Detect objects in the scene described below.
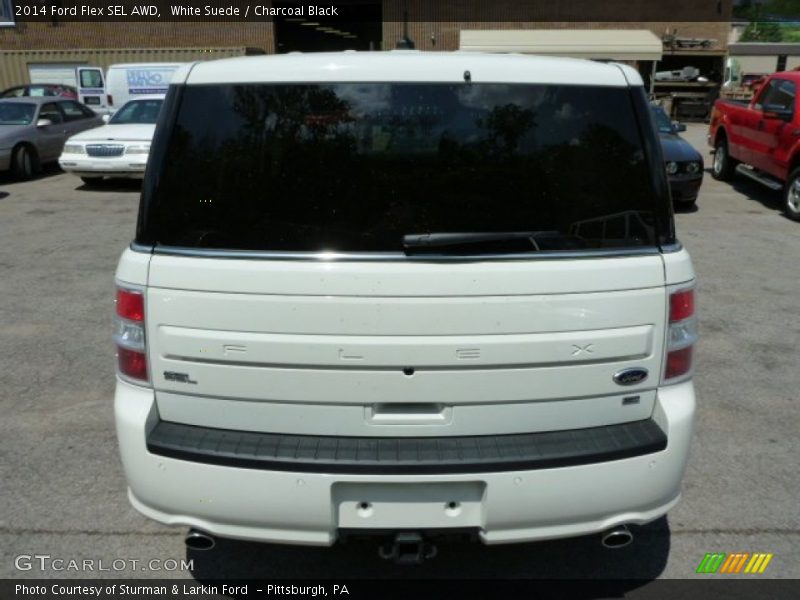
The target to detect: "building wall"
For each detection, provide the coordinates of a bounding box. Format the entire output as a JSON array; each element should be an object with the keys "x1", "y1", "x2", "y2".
[
  {"x1": 381, "y1": 0, "x2": 730, "y2": 25},
  {"x1": 734, "y1": 55, "x2": 800, "y2": 74},
  {"x1": 0, "y1": 0, "x2": 731, "y2": 88},
  {"x1": 383, "y1": 21, "x2": 731, "y2": 53},
  {"x1": 0, "y1": 22, "x2": 275, "y2": 88},
  {"x1": 0, "y1": 0, "x2": 731, "y2": 53},
  {"x1": 0, "y1": 47, "x2": 247, "y2": 89},
  {"x1": 0, "y1": 22, "x2": 274, "y2": 51},
  {"x1": 382, "y1": 0, "x2": 731, "y2": 51},
  {"x1": 1, "y1": 18, "x2": 729, "y2": 55}
]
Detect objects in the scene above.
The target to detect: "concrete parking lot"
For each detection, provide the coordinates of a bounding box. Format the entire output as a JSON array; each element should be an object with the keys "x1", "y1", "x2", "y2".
[{"x1": 1, "y1": 124, "x2": 798, "y2": 583}]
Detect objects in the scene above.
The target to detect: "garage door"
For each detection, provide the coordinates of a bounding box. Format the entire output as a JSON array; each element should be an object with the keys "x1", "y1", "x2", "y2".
[{"x1": 28, "y1": 63, "x2": 85, "y2": 88}]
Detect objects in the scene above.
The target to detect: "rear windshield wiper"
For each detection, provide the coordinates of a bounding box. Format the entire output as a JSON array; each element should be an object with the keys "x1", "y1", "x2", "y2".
[{"x1": 402, "y1": 230, "x2": 566, "y2": 252}]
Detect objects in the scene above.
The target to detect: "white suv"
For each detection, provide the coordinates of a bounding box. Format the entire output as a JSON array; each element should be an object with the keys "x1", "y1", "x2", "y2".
[{"x1": 114, "y1": 51, "x2": 696, "y2": 560}]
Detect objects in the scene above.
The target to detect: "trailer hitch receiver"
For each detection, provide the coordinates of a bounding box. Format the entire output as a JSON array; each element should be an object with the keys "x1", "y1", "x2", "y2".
[{"x1": 378, "y1": 532, "x2": 438, "y2": 564}]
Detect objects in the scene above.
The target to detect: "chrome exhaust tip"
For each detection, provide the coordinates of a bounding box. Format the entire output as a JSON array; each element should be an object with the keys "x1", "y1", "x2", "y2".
[
  {"x1": 601, "y1": 525, "x2": 633, "y2": 549},
  {"x1": 184, "y1": 529, "x2": 215, "y2": 551}
]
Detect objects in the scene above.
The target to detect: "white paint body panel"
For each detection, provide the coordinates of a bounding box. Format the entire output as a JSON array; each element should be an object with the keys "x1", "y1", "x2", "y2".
[
  {"x1": 184, "y1": 51, "x2": 634, "y2": 87},
  {"x1": 155, "y1": 391, "x2": 658, "y2": 437},
  {"x1": 144, "y1": 255, "x2": 669, "y2": 420},
  {"x1": 114, "y1": 247, "x2": 696, "y2": 544}
]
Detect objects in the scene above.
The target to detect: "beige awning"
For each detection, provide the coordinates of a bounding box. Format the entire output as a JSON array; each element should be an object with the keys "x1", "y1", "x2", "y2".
[{"x1": 459, "y1": 29, "x2": 663, "y2": 62}]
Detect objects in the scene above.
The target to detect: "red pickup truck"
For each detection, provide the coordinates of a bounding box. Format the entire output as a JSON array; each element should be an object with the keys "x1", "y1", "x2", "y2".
[{"x1": 709, "y1": 71, "x2": 800, "y2": 221}]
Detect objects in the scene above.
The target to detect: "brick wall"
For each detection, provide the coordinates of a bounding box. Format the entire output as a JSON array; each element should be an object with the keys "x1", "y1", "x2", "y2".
[
  {"x1": 0, "y1": 22, "x2": 275, "y2": 52},
  {"x1": 382, "y1": 0, "x2": 730, "y2": 22}
]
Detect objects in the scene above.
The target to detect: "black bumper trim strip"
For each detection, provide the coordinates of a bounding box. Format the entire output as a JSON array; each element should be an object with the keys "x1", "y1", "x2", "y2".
[{"x1": 146, "y1": 418, "x2": 667, "y2": 475}]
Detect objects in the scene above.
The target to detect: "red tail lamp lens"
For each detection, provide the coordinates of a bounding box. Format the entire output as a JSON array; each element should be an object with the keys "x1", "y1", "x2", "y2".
[
  {"x1": 666, "y1": 346, "x2": 693, "y2": 380},
  {"x1": 117, "y1": 289, "x2": 144, "y2": 321},
  {"x1": 117, "y1": 346, "x2": 148, "y2": 381},
  {"x1": 670, "y1": 289, "x2": 694, "y2": 322}
]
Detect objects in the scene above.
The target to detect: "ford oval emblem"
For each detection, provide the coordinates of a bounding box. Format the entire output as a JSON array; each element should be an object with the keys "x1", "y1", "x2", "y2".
[{"x1": 613, "y1": 368, "x2": 649, "y2": 386}]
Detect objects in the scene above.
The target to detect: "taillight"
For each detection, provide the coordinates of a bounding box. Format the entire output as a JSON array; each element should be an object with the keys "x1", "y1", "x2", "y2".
[
  {"x1": 107, "y1": 94, "x2": 113, "y2": 106},
  {"x1": 664, "y1": 287, "x2": 697, "y2": 383},
  {"x1": 116, "y1": 288, "x2": 144, "y2": 321},
  {"x1": 114, "y1": 286, "x2": 149, "y2": 383},
  {"x1": 670, "y1": 289, "x2": 694, "y2": 322}
]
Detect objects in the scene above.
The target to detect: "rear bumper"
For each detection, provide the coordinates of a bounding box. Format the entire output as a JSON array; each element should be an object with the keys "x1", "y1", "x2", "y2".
[{"x1": 115, "y1": 379, "x2": 695, "y2": 546}]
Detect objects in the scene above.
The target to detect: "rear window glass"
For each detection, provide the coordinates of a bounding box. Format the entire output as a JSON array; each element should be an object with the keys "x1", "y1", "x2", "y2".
[{"x1": 139, "y1": 83, "x2": 666, "y2": 254}]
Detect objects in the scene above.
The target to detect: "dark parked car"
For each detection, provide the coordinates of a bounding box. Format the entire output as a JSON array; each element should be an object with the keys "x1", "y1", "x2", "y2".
[
  {"x1": 651, "y1": 104, "x2": 704, "y2": 207},
  {"x1": 0, "y1": 97, "x2": 103, "y2": 180},
  {"x1": 1, "y1": 84, "x2": 79, "y2": 100}
]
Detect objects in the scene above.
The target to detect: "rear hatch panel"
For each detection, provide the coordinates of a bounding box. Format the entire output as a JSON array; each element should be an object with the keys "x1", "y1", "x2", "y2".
[{"x1": 145, "y1": 254, "x2": 666, "y2": 437}]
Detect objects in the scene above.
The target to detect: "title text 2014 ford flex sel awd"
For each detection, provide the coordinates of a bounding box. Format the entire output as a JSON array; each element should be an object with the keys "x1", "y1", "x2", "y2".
[{"x1": 114, "y1": 52, "x2": 697, "y2": 560}]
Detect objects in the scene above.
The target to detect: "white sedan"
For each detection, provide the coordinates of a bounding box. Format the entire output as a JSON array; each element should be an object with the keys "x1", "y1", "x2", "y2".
[{"x1": 59, "y1": 96, "x2": 163, "y2": 185}]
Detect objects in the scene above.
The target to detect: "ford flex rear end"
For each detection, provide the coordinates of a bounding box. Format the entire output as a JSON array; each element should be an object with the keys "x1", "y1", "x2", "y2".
[{"x1": 113, "y1": 52, "x2": 697, "y2": 553}]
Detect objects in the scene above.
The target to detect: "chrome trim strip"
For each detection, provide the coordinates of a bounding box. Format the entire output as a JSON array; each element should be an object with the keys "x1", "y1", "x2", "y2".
[{"x1": 131, "y1": 244, "x2": 663, "y2": 262}]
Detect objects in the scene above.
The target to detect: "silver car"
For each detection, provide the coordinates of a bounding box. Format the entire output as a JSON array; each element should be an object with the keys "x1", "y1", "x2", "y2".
[{"x1": 0, "y1": 97, "x2": 103, "y2": 180}]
